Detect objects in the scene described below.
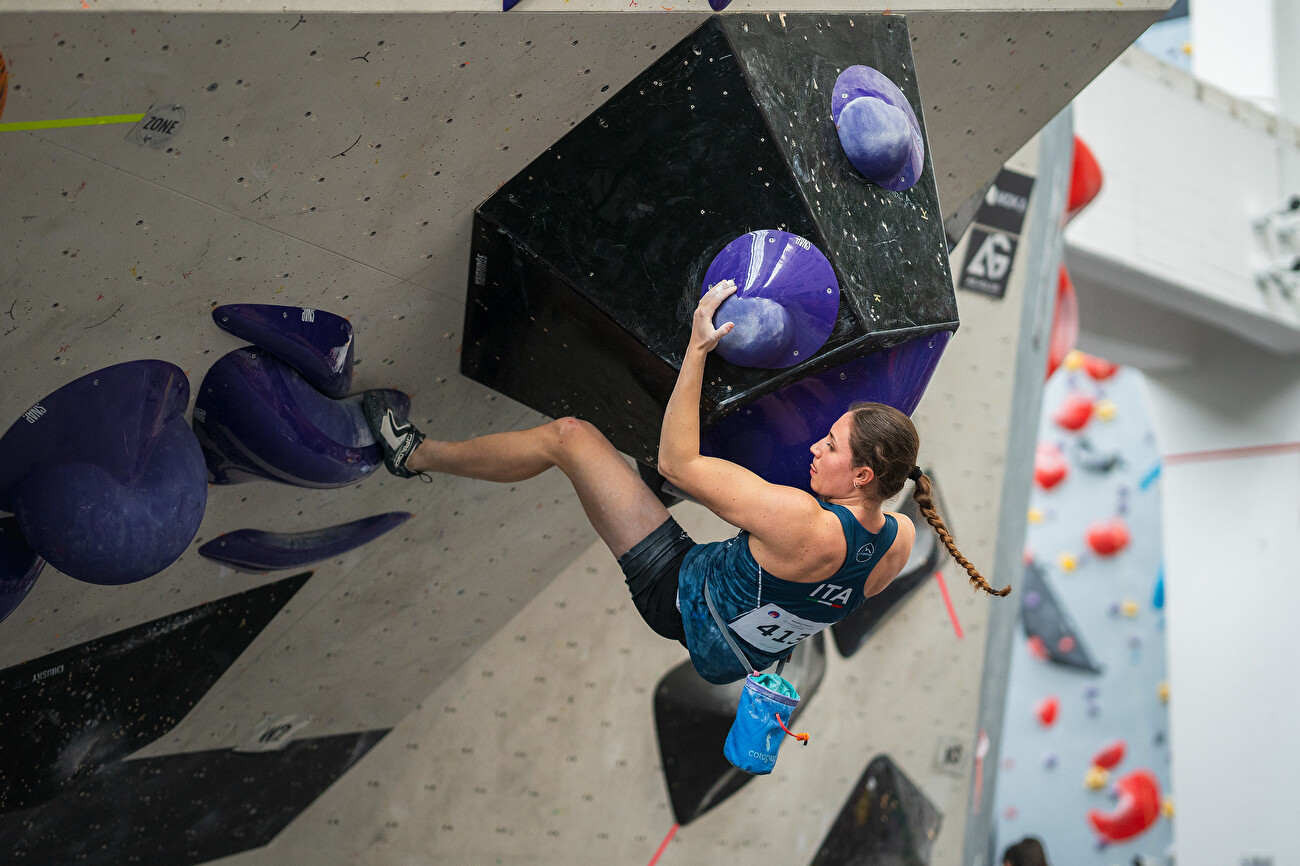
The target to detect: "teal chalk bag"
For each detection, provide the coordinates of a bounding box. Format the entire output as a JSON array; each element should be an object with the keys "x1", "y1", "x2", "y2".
[{"x1": 704, "y1": 580, "x2": 810, "y2": 775}]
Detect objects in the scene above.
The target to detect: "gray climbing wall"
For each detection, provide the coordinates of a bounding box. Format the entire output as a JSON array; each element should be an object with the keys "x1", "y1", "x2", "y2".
[{"x1": 0, "y1": 6, "x2": 1164, "y2": 864}]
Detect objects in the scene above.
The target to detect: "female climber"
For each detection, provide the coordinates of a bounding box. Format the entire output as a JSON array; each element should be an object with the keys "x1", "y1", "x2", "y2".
[{"x1": 363, "y1": 279, "x2": 1008, "y2": 684}]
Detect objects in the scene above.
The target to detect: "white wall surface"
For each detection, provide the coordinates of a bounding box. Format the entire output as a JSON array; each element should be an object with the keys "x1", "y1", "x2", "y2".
[
  {"x1": 1189, "y1": 0, "x2": 1277, "y2": 113},
  {"x1": 1139, "y1": 332, "x2": 1300, "y2": 866},
  {"x1": 1066, "y1": 48, "x2": 1300, "y2": 353}
]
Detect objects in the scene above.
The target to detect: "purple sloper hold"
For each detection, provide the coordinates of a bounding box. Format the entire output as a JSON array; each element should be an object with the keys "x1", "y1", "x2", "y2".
[
  {"x1": 702, "y1": 230, "x2": 839, "y2": 369},
  {"x1": 193, "y1": 347, "x2": 409, "y2": 489},
  {"x1": 0, "y1": 516, "x2": 44, "y2": 623},
  {"x1": 212, "y1": 304, "x2": 355, "y2": 398},
  {"x1": 709, "y1": 0, "x2": 732, "y2": 9},
  {"x1": 0, "y1": 361, "x2": 207, "y2": 585},
  {"x1": 700, "y1": 330, "x2": 950, "y2": 491},
  {"x1": 830, "y1": 65, "x2": 924, "y2": 191},
  {"x1": 503, "y1": 0, "x2": 520, "y2": 9},
  {"x1": 199, "y1": 512, "x2": 413, "y2": 573}
]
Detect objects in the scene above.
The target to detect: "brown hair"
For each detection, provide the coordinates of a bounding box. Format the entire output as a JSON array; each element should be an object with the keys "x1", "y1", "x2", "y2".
[
  {"x1": 1001, "y1": 837, "x2": 1050, "y2": 866},
  {"x1": 847, "y1": 402, "x2": 1011, "y2": 597}
]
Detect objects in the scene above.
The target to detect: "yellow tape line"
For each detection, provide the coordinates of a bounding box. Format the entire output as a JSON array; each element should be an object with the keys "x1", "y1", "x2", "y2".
[{"x1": 0, "y1": 113, "x2": 145, "y2": 132}]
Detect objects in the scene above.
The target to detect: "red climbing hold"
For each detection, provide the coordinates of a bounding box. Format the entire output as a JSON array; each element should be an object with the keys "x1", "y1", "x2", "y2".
[
  {"x1": 1035, "y1": 695, "x2": 1059, "y2": 728},
  {"x1": 1086, "y1": 518, "x2": 1130, "y2": 556},
  {"x1": 1034, "y1": 443, "x2": 1069, "y2": 490},
  {"x1": 1092, "y1": 739, "x2": 1126, "y2": 770},
  {"x1": 1087, "y1": 769, "x2": 1161, "y2": 842},
  {"x1": 1066, "y1": 136, "x2": 1104, "y2": 221},
  {"x1": 1081, "y1": 353, "x2": 1119, "y2": 381},
  {"x1": 1054, "y1": 392, "x2": 1094, "y2": 432},
  {"x1": 1026, "y1": 636, "x2": 1050, "y2": 661},
  {"x1": 1046, "y1": 265, "x2": 1079, "y2": 380}
]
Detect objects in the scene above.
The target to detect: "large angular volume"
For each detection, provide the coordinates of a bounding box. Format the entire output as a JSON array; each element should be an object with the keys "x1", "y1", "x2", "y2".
[{"x1": 464, "y1": 14, "x2": 955, "y2": 465}]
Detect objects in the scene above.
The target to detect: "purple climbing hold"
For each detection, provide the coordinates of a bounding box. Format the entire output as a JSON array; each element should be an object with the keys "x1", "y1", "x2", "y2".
[
  {"x1": 700, "y1": 331, "x2": 949, "y2": 491},
  {"x1": 831, "y1": 65, "x2": 924, "y2": 191},
  {"x1": 1024, "y1": 590, "x2": 1042, "y2": 610},
  {"x1": 1043, "y1": 753, "x2": 1058, "y2": 770},
  {"x1": 212, "y1": 303, "x2": 355, "y2": 398},
  {"x1": 0, "y1": 361, "x2": 207, "y2": 585},
  {"x1": 702, "y1": 230, "x2": 839, "y2": 370},
  {"x1": 193, "y1": 347, "x2": 409, "y2": 489},
  {"x1": 0, "y1": 516, "x2": 44, "y2": 623},
  {"x1": 709, "y1": 0, "x2": 732, "y2": 9},
  {"x1": 199, "y1": 512, "x2": 413, "y2": 573}
]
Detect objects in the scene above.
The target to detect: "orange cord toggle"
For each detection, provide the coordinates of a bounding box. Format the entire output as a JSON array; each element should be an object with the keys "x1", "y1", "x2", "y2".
[{"x1": 775, "y1": 713, "x2": 810, "y2": 745}]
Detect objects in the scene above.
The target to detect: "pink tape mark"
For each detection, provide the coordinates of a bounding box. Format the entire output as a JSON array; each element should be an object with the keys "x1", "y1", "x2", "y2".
[
  {"x1": 647, "y1": 823, "x2": 679, "y2": 866},
  {"x1": 934, "y1": 570, "x2": 963, "y2": 639}
]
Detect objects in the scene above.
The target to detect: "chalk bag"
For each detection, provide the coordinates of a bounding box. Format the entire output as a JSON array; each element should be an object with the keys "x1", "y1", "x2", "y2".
[{"x1": 723, "y1": 672, "x2": 806, "y2": 775}]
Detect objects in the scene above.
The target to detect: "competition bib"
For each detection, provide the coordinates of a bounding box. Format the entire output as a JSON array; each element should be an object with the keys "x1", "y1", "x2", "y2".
[{"x1": 727, "y1": 604, "x2": 830, "y2": 654}]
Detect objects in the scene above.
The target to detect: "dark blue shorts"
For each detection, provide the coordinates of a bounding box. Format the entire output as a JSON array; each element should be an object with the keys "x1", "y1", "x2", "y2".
[{"x1": 617, "y1": 517, "x2": 695, "y2": 645}]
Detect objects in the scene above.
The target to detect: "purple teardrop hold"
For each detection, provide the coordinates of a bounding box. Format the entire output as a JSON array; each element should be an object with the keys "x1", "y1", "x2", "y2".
[
  {"x1": 0, "y1": 516, "x2": 44, "y2": 623},
  {"x1": 0, "y1": 361, "x2": 207, "y2": 585},
  {"x1": 702, "y1": 230, "x2": 839, "y2": 369},
  {"x1": 213, "y1": 303, "x2": 355, "y2": 398},
  {"x1": 194, "y1": 347, "x2": 408, "y2": 489},
  {"x1": 831, "y1": 65, "x2": 924, "y2": 191},
  {"x1": 199, "y1": 512, "x2": 413, "y2": 573}
]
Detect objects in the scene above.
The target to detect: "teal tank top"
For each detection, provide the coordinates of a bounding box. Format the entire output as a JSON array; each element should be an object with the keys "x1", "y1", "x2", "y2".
[{"x1": 677, "y1": 502, "x2": 899, "y2": 684}]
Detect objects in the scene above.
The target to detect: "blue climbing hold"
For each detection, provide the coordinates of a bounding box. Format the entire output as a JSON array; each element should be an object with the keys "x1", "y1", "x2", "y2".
[
  {"x1": 0, "y1": 516, "x2": 44, "y2": 623},
  {"x1": 702, "y1": 230, "x2": 839, "y2": 370},
  {"x1": 212, "y1": 303, "x2": 355, "y2": 398},
  {"x1": 831, "y1": 65, "x2": 924, "y2": 191},
  {"x1": 0, "y1": 361, "x2": 207, "y2": 585},
  {"x1": 193, "y1": 347, "x2": 408, "y2": 488},
  {"x1": 199, "y1": 512, "x2": 413, "y2": 572}
]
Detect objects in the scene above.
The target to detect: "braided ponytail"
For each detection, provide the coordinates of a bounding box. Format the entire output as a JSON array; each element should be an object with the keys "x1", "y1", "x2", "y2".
[
  {"x1": 912, "y1": 471, "x2": 1011, "y2": 597},
  {"x1": 843, "y1": 402, "x2": 1010, "y2": 598}
]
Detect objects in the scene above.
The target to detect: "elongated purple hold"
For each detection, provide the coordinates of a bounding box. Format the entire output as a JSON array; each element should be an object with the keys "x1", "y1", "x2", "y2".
[
  {"x1": 830, "y1": 65, "x2": 924, "y2": 191},
  {"x1": 199, "y1": 512, "x2": 413, "y2": 573},
  {"x1": 702, "y1": 230, "x2": 839, "y2": 369},
  {"x1": 213, "y1": 304, "x2": 355, "y2": 398},
  {"x1": 0, "y1": 360, "x2": 207, "y2": 585},
  {"x1": 194, "y1": 347, "x2": 409, "y2": 488},
  {"x1": 0, "y1": 516, "x2": 44, "y2": 624}
]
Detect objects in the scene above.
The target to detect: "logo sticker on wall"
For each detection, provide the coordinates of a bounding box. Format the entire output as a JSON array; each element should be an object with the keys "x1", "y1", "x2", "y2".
[
  {"x1": 126, "y1": 104, "x2": 186, "y2": 149},
  {"x1": 236, "y1": 714, "x2": 315, "y2": 753},
  {"x1": 958, "y1": 168, "x2": 1035, "y2": 299}
]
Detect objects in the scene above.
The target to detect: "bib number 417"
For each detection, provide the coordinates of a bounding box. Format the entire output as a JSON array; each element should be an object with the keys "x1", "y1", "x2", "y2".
[{"x1": 727, "y1": 604, "x2": 829, "y2": 654}]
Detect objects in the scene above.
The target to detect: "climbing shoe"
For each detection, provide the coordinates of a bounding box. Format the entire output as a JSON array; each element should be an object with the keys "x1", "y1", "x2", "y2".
[{"x1": 362, "y1": 390, "x2": 429, "y2": 480}]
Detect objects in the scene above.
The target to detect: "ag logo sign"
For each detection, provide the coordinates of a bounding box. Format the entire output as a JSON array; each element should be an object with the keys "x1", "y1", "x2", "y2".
[
  {"x1": 958, "y1": 167, "x2": 1034, "y2": 299},
  {"x1": 959, "y1": 228, "x2": 1019, "y2": 298}
]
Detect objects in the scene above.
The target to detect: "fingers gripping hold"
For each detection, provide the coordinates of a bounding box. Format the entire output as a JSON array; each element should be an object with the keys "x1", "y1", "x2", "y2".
[{"x1": 693, "y1": 279, "x2": 738, "y2": 351}]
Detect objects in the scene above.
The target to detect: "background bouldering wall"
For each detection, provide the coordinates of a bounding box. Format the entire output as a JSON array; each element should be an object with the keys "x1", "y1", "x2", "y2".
[{"x1": 992, "y1": 359, "x2": 1173, "y2": 863}]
